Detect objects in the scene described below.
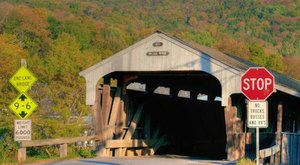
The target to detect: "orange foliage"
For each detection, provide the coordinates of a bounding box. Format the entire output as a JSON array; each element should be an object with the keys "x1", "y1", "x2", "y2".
[
  {"x1": 14, "y1": 5, "x2": 50, "y2": 39},
  {"x1": 54, "y1": 10, "x2": 66, "y2": 19},
  {"x1": 0, "y1": 2, "x2": 14, "y2": 23},
  {"x1": 138, "y1": 28, "x2": 157, "y2": 38},
  {"x1": 214, "y1": 36, "x2": 250, "y2": 60},
  {"x1": 0, "y1": 34, "x2": 28, "y2": 77},
  {"x1": 284, "y1": 56, "x2": 300, "y2": 81}
]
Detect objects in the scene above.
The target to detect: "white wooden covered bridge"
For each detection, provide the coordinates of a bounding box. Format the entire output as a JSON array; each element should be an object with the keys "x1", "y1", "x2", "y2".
[{"x1": 79, "y1": 31, "x2": 300, "y2": 162}]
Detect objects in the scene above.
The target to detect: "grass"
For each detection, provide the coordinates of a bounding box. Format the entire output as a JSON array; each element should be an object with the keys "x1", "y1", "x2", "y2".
[{"x1": 0, "y1": 146, "x2": 95, "y2": 165}]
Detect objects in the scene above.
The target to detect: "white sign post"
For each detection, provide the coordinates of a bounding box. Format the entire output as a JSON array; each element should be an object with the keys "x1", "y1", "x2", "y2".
[
  {"x1": 241, "y1": 67, "x2": 274, "y2": 165},
  {"x1": 247, "y1": 101, "x2": 268, "y2": 165},
  {"x1": 14, "y1": 119, "x2": 31, "y2": 141}
]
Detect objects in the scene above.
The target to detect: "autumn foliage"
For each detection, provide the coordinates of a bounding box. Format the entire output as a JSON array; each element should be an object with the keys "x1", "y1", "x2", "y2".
[{"x1": 0, "y1": 0, "x2": 299, "y2": 162}]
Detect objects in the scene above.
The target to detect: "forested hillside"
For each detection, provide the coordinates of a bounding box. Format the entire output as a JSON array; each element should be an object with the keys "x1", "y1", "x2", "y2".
[{"x1": 0, "y1": 0, "x2": 299, "y2": 162}]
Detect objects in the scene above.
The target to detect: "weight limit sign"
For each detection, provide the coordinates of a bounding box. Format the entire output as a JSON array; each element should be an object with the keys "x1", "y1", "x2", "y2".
[{"x1": 14, "y1": 119, "x2": 31, "y2": 141}]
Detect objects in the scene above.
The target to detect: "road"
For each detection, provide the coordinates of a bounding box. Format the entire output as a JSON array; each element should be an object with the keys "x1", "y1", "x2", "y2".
[{"x1": 33, "y1": 155, "x2": 235, "y2": 165}]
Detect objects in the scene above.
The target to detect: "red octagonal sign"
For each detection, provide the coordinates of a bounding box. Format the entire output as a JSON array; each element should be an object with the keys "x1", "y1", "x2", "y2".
[{"x1": 241, "y1": 67, "x2": 275, "y2": 101}]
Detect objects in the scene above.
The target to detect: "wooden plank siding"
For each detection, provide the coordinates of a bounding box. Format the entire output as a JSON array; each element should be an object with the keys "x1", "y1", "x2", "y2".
[{"x1": 105, "y1": 139, "x2": 156, "y2": 148}]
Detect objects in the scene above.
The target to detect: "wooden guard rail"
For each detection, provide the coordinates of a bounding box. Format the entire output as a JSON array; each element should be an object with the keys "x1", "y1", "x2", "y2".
[
  {"x1": 259, "y1": 144, "x2": 281, "y2": 164},
  {"x1": 17, "y1": 135, "x2": 159, "y2": 163},
  {"x1": 18, "y1": 135, "x2": 95, "y2": 162}
]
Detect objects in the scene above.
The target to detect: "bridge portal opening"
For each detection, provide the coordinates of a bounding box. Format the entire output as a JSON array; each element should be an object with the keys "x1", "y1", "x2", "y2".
[
  {"x1": 138, "y1": 93, "x2": 226, "y2": 159},
  {"x1": 96, "y1": 71, "x2": 226, "y2": 159}
]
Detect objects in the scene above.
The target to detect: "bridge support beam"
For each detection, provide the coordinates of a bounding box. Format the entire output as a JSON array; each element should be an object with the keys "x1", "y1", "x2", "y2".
[
  {"x1": 18, "y1": 147, "x2": 26, "y2": 163},
  {"x1": 225, "y1": 96, "x2": 245, "y2": 161},
  {"x1": 275, "y1": 102, "x2": 283, "y2": 164}
]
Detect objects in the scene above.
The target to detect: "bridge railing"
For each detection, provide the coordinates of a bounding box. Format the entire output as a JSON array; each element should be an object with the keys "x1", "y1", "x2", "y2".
[
  {"x1": 259, "y1": 144, "x2": 280, "y2": 164},
  {"x1": 18, "y1": 135, "x2": 95, "y2": 162},
  {"x1": 281, "y1": 132, "x2": 300, "y2": 165},
  {"x1": 17, "y1": 134, "x2": 159, "y2": 163}
]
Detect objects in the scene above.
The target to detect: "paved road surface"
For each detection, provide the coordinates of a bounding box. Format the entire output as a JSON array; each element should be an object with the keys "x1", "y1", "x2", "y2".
[{"x1": 34, "y1": 155, "x2": 235, "y2": 165}]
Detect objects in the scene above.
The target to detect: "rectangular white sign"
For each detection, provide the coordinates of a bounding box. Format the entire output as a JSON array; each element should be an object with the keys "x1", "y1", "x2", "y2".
[
  {"x1": 247, "y1": 101, "x2": 268, "y2": 128},
  {"x1": 14, "y1": 119, "x2": 31, "y2": 141}
]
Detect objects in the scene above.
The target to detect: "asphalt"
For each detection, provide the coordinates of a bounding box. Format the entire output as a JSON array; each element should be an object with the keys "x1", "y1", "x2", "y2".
[{"x1": 33, "y1": 155, "x2": 236, "y2": 165}]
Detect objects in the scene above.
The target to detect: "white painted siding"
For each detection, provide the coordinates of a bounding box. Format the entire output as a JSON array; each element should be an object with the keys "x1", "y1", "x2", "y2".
[{"x1": 80, "y1": 32, "x2": 241, "y2": 106}]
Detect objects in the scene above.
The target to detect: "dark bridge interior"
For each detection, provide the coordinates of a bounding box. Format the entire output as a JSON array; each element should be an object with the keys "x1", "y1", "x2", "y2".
[{"x1": 106, "y1": 71, "x2": 227, "y2": 159}]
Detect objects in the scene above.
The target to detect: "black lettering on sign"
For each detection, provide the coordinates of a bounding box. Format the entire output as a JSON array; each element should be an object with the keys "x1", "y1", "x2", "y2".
[
  {"x1": 22, "y1": 76, "x2": 32, "y2": 80},
  {"x1": 16, "y1": 82, "x2": 30, "y2": 86},
  {"x1": 146, "y1": 51, "x2": 169, "y2": 56},
  {"x1": 14, "y1": 76, "x2": 21, "y2": 80},
  {"x1": 153, "y1": 42, "x2": 163, "y2": 47}
]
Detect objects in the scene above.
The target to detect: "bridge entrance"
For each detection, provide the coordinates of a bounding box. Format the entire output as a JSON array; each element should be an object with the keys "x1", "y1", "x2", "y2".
[{"x1": 91, "y1": 71, "x2": 226, "y2": 159}]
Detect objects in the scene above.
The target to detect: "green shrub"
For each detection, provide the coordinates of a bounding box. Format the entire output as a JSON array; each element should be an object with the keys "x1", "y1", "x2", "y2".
[
  {"x1": 0, "y1": 128, "x2": 18, "y2": 164},
  {"x1": 78, "y1": 147, "x2": 95, "y2": 158},
  {"x1": 236, "y1": 157, "x2": 256, "y2": 165}
]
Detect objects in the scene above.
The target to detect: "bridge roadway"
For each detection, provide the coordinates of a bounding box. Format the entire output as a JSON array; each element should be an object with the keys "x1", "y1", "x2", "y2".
[{"x1": 32, "y1": 155, "x2": 235, "y2": 165}]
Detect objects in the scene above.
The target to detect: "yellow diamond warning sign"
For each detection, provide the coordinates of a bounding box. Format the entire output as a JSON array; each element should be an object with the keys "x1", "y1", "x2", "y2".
[
  {"x1": 9, "y1": 93, "x2": 37, "y2": 119},
  {"x1": 9, "y1": 66, "x2": 37, "y2": 93}
]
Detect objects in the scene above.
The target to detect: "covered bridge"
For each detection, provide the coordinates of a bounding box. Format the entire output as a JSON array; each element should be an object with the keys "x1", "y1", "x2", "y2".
[{"x1": 79, "y1": 31, "x2": 300, "y2": 161}]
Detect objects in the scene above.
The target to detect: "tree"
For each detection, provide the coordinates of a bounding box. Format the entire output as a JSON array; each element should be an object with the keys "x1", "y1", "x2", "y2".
[
  {"x1": 180, "y1": 31, "x2": 216, "y2": 47},
  {"x1": 63, "y1": 19, "x2": 96, "y2": 50},
  {"x1": 266, "y1": 54, "x2": 286, "y2": 73},
  {"x1": 47, "y1": 16, "x2": 62, "y2": 40},
  {"x1": 284, "y1": 56, "x2": 300, "y2": 81},
  {"x1": 248, "y1": 43, "x2": 267, "y2": 66},
  {"x1": 184, "y1": 0, "x2": 193, "y2": 25},
  {"x1": 13, "y1": 5, "x2": 50, "y2": 56},
  {"x1": 214, "y1": 35, "x2": 250, "y2": 60},
  {"x1": 46, "y1": 33, "x2": 89, "y2": 124},
  {"x1": 102, "y1": 26, "x2": 127, "y2": 52},
  {"x1": 0, "y1": 33, "x2": 28, "y2": 163},
  {"x1": 0, "y1": 34, "x2": 28, "y2": 103}
]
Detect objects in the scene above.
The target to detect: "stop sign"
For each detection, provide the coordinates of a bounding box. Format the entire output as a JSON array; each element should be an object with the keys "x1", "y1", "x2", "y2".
[{"x1": 241, "y1": 67, "x2": 275, "y2": 100}]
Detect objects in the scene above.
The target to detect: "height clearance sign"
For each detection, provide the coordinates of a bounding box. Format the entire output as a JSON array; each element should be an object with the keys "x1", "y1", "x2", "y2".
[{"x1": 9, "y1": 93, "x2": 37, "y2": 119}]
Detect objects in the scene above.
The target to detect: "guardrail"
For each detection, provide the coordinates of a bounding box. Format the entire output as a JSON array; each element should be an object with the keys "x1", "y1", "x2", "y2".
[
  {"x1": 18, "y1": 135, "x2": 96, "y2": 162},
  {"x1": 19, "y1": 134, "x2": 287, "y2": 163},
  {"x1": 259, "y1": 144, "x2": 280, "y2": 164},
  {"x1": 17, "y1": 135, "x2": 160, "y2": 163}
]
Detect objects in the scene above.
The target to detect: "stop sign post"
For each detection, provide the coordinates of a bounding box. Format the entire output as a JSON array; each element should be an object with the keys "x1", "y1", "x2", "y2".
[{"x1": 241, "y1": 67, "x2": 275, "y2": 165}]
